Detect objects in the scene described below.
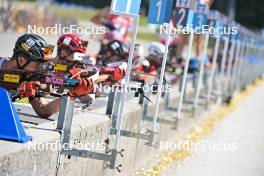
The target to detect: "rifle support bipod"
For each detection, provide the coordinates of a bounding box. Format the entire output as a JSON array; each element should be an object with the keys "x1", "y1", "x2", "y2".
[
  {"x1": 142, "y1": 115, "x2": 178, "y2": 128},
  {"x1": 108, "y1": 87, "x2": 155, "y2": 145},
  {"x1": 141, "y1": 85, "x2": 179, "y2": 130},
  {"x1": 56, "y1": 95, "x2": 123, "y2": 172}
]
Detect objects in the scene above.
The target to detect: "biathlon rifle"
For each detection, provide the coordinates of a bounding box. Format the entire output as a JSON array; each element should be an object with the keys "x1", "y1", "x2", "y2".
[
  {"x1": 45, "y1": 54, "x2": 152, "y2": 102},
  {"x1": 0, "y1": 68, "x2": 99, "y2": 100}
]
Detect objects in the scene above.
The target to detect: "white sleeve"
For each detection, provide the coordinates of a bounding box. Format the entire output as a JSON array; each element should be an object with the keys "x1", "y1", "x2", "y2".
[{"x1": 0, "y1": 57, "x2": 9, "y2": 69}]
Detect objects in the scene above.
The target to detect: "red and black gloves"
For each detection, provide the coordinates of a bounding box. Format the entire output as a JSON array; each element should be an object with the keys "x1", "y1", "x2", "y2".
[
  {"x1": 110, "y1": 67, "x2": 125, "y2": 81},
  {"x1": 17, "y1": 81, "x2": 47, "y2": 98},
  {"x1": 100, "y1": 67, "x2": 125, "y2": 81},
  {"x1": 69, "y1": 68, "x2": 94, "y2": 97},
  {"x1": 72, "y1": 78, "x2": 94, "y2": 97},
  {"x1": 17, "y1": 82, "x2": 38, "y2": 98}
]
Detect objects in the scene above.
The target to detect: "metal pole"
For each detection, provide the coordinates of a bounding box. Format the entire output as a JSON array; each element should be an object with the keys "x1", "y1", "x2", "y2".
[
  {"x1": 257, "y1": 45, "x2": 262, "y2": 78},
  {"x1": 152, "y1": 23, "x2": 171, "y2": 132},
  {"x1": 242, "y1": 43, "x2": 249, "y2": 87},
  {"x1": 236, "y1": 42, "x2": 245, "y2": 90},
  {"x1": 260, "y1": 46, "x2": 264, "y2": 77},
  {"x1": 206, "y1": 36, "x2": 220, "y2": 106},
  {"x1": 250, "y1": 43, "x2": 257, "y2": 82},
  {"x1": 245, "y1": 43, "x2": 252, "y2": 84},
  {"x1": 248, "y1": 43, "x2": 254, "y2": 82},
  {"x1": 230, "y1": 40, "x2": 241, "y2": 91},
  {"x1": 193, "y1": 32, "x2": 210, "y2": 113},
  {"x1": 113, "y1": 15, "x2": 139, "y2": 150},
  {"x1": 218, "y1": 37, "x2": 229, "y2": 99},
  {"x1": 225, "y1": 39, "x2": 236, "y2": 93},
  {"x1": 247, "y1": 43, "x2": 252, "y2": 85},
  {"x1": 256, "y1": 45, "x2": 260, "y2": 78},
  {"x1": 228, "y1": 0, "x2": 236, "y2": 20},
  {"x1": 255, "y1": 45, "x2": 259, "y2": 79},
  {"x1": 239, "y1": 43, "x2": 246, "y2": 88},
  {"x1": 176, "y1": 30, "x2": 194, "y2": 120},
  {"x1": 242, "y1": 43, "x2": 250, "y2": 87}
]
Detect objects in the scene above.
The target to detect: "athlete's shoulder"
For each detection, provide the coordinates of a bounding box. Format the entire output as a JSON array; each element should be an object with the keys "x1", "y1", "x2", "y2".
[
  {"x1": 108, "y1": 15, "x2": 130, "y2": 23},
  {"x1": 0, "y1": 56, "x2": 10, "y2": 60},
  {"x1": 0, "y1": 57, "x2": 10, "y2": 69}
]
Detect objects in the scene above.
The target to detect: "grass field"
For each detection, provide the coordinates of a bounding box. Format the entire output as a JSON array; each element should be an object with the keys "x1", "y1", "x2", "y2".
[
  {"x1": 51, "y1": 5, "x2": 149, "y2": 26},
  {"x1": 51, "y1": 5, "x2": 98, "y2": 22},
  {"x1": 51, "y1": 5, "x2": 156, "y2": 41},
  {"x1": 137, "y1": 32, "x2": 159, "y2": 41}
]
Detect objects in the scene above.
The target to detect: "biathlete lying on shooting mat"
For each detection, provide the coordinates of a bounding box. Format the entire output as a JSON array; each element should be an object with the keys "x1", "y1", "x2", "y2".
[
  {"x1": 91, "y1": 6, "x2": 132, "y2": 45},
  {"x1": 0, "y1": 34, "x2": 96, "y2": 118}
]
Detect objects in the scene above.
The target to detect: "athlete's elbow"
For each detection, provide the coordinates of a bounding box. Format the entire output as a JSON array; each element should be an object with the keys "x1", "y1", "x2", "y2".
[
  {"x1": 35, "y1": 110, "x2": 53, "y2": 119},
  {"x1": 30, "y1": 102, "x2": 57, "y2": 119}
]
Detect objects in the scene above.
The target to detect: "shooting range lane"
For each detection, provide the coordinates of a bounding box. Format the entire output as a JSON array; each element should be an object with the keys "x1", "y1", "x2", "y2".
[
  {"x1": 163, "y1": 79, "x2": 264, "y2": 176},
  {"x1": 1, "y1": 0, "x2": 264, "y2": 175},
  {"x1": 135, "y1": 79, "x2": 264, "y2": 176},
  {"x1": 0, "y1": 78, "x2": 212, "y2": 176}
]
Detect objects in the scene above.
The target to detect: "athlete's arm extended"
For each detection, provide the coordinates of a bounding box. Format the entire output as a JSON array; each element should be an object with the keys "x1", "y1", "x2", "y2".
[
  {"x1": 30, "y1": 98, "x2": 61, "y2": 119},
  {"x1": 91, "y1": 7, "x2": 110, "y2": 25}
]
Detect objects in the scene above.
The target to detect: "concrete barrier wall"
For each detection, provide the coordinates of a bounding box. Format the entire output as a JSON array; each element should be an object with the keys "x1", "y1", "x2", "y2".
[{"x1": 0, "y1": 85, "x2": 211, "y2": 176}]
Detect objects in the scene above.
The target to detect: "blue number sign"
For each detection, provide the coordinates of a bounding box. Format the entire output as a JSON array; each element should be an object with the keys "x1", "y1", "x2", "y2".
[
  {"x1": 231, "y1": 22, "x2": 239, "y2": 41},
  {"x1": 174, "y1": 0, "x2": 192, "y2": 27},
  {"x1": 208, "y1": 10, "x2": 222, "y2": 38},
  {"x1": 192, "y1": 3, "x2": 209, "y2": 28},
  {"x1": 174, "y1": 1, "x2": 209, "y2": 29},
  {"x1": 111, "y1": 0, "x2": 141, "y2": 15},
  {"x1": 208, "y1": 10, "x2": 220, "y2": 26},
  {"x1": 148, "y1": 0, "x2": 173, "y2": 24}
]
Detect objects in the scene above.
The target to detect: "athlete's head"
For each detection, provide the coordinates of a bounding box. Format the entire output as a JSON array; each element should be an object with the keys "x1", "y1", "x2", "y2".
[
  {"x1": 57, "y1": 34, "x2": 88, "y2": 62},
  {"x1": 13, "y1": 34, "x2": 54, "y2": 72}
]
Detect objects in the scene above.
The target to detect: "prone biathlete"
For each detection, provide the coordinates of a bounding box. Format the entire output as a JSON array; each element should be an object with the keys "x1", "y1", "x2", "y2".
[
  {"x1": 91, "y1": 6, "x2": 132, "y2": 45},
  {"x1": 0, "y1": 34, "x2": 95, "y2": 118}
]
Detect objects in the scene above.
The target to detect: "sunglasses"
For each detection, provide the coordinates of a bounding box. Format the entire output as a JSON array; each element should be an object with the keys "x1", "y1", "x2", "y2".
[
  {"x1": 43, "y1": 45, "x2": 55, "y2": 60},
  {"x1": 44, "y1": 45, "x2": 55, "y2": 54},
  {"x1": 80, "y1": 40, "x2": 88, "y2": 48}
]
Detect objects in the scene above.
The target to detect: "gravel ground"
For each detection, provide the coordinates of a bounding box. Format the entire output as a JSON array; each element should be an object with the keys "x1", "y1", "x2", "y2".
[{"x1": 161, "y1": 81, "x2": 264, "y2": 176}]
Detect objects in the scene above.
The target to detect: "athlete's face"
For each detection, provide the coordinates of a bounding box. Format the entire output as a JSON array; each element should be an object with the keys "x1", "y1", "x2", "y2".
[
  {"x1": 58, "y1": 47, "x2": 74, "y2": 62},
  {"x1": 201, "y1": 0, "x2": 213, "y2": 6},
  {"x1": 106, "y1": 51, "x2": 122, "y2": 61},
  {"x1": 17, "y1": 56, "x2": 42, "y2": 72}
]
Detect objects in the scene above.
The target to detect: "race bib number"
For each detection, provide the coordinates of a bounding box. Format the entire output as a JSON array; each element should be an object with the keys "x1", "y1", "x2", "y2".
[
  {"x1": 4, "y1": 74, "x2": 20, "y2": 83},
  {"x1": 45, "y1": 76, "x2": 64, "y2": 86},
  {"x1": 54, "y1": 64, "x2": 68, "y2": 71}
]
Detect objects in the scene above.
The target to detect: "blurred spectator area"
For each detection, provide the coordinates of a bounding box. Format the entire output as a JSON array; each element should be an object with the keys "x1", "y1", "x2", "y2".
[
  {"x1": 0, "y1": 0, "x2": 77, "y2": 33},
  {"x1": 0, "y1": 0, "x2": 160, "y2": 41}
]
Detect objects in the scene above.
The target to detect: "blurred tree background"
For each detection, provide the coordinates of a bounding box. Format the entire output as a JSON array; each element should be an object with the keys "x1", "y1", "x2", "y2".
[
  {"x1": 53, "y1": 0, "x2": 264, "y2": 29},
  {"x1": 212, "y1": 0, "x2": 264, "y2": 29}
]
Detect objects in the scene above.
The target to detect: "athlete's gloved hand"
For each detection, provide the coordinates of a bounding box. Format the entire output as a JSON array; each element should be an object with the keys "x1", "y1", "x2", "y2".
[
  {"x1": 17, "y1": 81, "x2": 47, "y2": 98},
  {"x1": 72, "y1": 78, "x2": 94, "y2": 96},
  {"x1": 69, "y1": 68, "x2": 94, "y2": 97},
  {"x1": 109, "y1": 68, "x2": 125, "y2": 81}
]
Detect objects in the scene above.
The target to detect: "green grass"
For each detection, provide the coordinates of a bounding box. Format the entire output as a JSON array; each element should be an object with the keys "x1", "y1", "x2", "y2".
[
  {"x1": 137, "y1": 32, "x2": 159, "y2": 42},
  {"x1": 51, "y1": 5, "x2": 148, "y2": 27},
  {"x1": 139, "y1": 16, "x2": 148, "y2": 26},
  {"x1": 51, "y1": 5, "x2": 98, "y2": 21},
  {"x1": 50, "y1": 5, "x2": 157, "y2": 41}
]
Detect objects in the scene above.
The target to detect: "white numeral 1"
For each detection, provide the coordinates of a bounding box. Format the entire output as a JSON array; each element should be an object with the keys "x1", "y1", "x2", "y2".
[{"x1": 156, "y1": 0, "x2": 162, "y2": 21}]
